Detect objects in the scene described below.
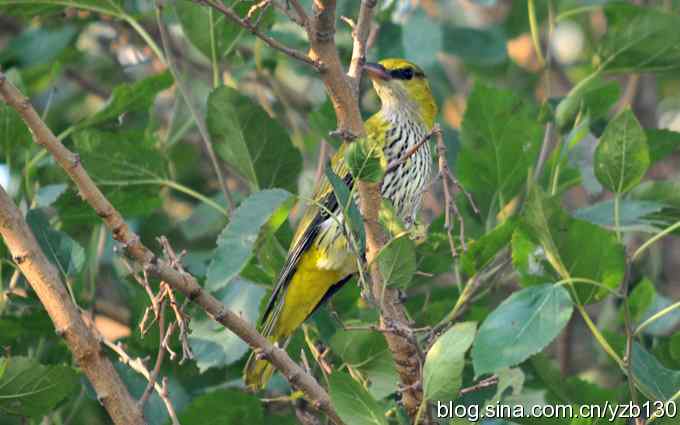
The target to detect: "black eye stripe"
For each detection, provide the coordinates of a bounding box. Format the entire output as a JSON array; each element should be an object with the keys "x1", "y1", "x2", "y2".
[{"x1": 389, "y1": 67, "x2": 424, "y2": 80}]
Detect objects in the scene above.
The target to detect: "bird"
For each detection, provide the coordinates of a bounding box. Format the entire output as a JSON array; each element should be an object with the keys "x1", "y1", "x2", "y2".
[{"x1": 244, "y1": 58, "x2": 437, "y2": 390}]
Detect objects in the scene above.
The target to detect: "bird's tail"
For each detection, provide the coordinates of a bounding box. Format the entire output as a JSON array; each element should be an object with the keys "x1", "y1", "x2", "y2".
[
  {"x1": 244, "y1": 343, "x2": 276, "y2": 391},
  {"x1": 244, "y1": 305, "x2": 285, "y2": 391}
]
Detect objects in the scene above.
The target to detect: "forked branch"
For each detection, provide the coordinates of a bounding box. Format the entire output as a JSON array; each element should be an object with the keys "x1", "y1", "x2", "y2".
[{"x1": 0, "y1": 72, "x2": 344, "y2": 425}]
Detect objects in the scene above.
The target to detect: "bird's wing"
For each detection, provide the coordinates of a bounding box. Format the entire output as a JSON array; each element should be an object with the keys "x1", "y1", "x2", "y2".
[
  {"x1": 260, "y1": 143, "x2": 350, "y2": 326},
  {"x1": 260, "y1": 114, "x2": 389, "y2": 328}
]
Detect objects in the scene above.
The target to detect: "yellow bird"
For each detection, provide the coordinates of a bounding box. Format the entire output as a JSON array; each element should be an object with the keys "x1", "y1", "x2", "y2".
[{"x1": 244, "y1": 58, "x2": 438, "y2": 389}]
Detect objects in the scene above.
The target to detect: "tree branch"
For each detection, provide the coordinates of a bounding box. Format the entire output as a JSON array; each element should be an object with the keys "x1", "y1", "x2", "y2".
[
  {"x1": 305, "y1": 0, "x2": 429, "y2": 419},
  {"x1": 194, "y1": 0, "x2": 322, "y2": 70},
  {"x1": 0, "y1": 186, "x2": 145, "y2": 425},
  {"x1": 0, "y1": 71, "x2": 344, "y2": 425},
  {"x1": 346, "y1": 0, "x2": 377, "y2": 93}
]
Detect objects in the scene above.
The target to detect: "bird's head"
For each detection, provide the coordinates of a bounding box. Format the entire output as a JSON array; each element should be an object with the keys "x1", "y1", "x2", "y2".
[{"x1": 364, "y1": 58, "x2": 437, "y2": 127}]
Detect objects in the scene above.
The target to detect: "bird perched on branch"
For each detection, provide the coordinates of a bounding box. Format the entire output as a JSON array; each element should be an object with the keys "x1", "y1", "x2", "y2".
[{"x1": 244, "y1": 58, "x2": 437, "y2": 389}]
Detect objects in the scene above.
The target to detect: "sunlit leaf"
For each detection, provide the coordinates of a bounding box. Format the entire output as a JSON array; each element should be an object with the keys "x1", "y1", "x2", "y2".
[
  {"x1": 377, "y1": 235, "x2": 416, "y2": 288},
  {"x1": 594, "y1": 109, "x2": 649, "y2": 193},
  {"x1": 423, "y1": 322, "x2": 476, "y2": 402}
]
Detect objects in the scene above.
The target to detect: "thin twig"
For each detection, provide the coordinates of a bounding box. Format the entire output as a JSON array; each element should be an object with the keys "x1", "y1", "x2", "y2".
[
  {"x1": 435, "y1": 129, "x2": 478, "y2": 256},
  {"x1": 0, "y1": 70, "x2": 344, "y2": 425},
  {"x1": 385, "y1": 125, "x2": 440, "y2": 174},
  {"x1": 459, "y1": 375, "x2": 498, "y2": 396},
  {"x1": 138, "y1": 300, "x2": 167, "y2": 408},
  {"x1": 346, "y1": 0, "x2": 377, "y2": 93},
  {"x1": 0, "y1": 186, "x2": 144, "y2": 425},
  {"x1": 274, "y1": 0, "x2": 307, "y2": 27},
  {"x1": 194, "y1": 0, "x2": 322, "y2": 69},
  {"x1": 102, "y1": 338, "x2": 180, "y2": 425}
]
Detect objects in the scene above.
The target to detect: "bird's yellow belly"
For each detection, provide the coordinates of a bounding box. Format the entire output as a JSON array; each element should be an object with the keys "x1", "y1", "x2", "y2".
[{"x1": 275, "y1": 244, "x2": 355, "y2": 339}]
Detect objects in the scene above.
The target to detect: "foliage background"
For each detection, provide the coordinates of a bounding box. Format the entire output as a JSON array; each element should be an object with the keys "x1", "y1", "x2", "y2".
[{"x1": 1, "y1": 0, "x2": 680, "y2": 424}]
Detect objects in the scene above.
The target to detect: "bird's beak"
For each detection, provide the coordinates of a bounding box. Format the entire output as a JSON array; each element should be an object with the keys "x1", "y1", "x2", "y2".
[{"x1": 364, "y1": 62, "x2": 392, "y2": 81}]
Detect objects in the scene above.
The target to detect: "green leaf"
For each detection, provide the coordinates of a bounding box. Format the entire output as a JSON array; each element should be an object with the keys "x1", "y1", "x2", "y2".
[
  {"x1": 647, "y1": 128, "x2": 680, "y2": 164},
  {"x1": 325, "y1": 165, "x2": 365, "y2": 253},
  {"x1": 599, "y1": 3, "x2": 680, "y2": 73},
  {"x1": 328, "y1": 371, "x2": 387, "y2": 425},
  {"x1": 329, "y1": 329, "x2": 397, "y2": 400},
  {"x1": 457, "y1": 82, "x2": 542, "y2": 214},
  {"x1": 520, "y1": 187, "x2": 626, "y2": 303},
  {"x1": 375, "y1": 21, "x2": 404, "y2": 59},
  {"x1": 574, "y1": 199, "x2": 665, "y2": 232},
  {"x1": 0, "y1": 25, "x2": 77, "y2": 67},
  {"x1": 631, "y1": 343, "x2": 680, "y2": 400},
  {"x1": 0, "y1": 357, "x2": 79, "y2": 418},
  {"x1": 26, "y1": 209, "x2": 85, "y2": 277},
  {"x1": 206, "y1": 189, "x2": 292, "y2": 292},
  {"x1": 530, "y1": 353, "x2": 618, "y2": 407},
  {"x1": 0, "y1": 0, "x2": 123, "y2": 16},
  {"x1": 175, "y1": 1, "x2": 246, "y2": 60},
  {"x1": 179, "y1": 193, "x2": 230, "y2": 241},
  {"x1": 488, "y1": 367, "x2": 524, "y2": 404},
  {"x1": 594, "y1": 109, "x2": 649, "y2": 193},
  {"x1": 555, "y1": 74, "x2": 620, "y2": 131},
  {"x1": 345, "y1": 138, "x2": 385, "y2": 183},
  {"x1": 472, "y1": 284, "x2": 573, "y2": 376},
  {"x1": 423, "y1": 322, "x2": 476, "y2": 402},
  {"x1": 622, "y1": 278, "x2": 656, "y2": 324},
  {"x1": 377, "y1": 235, "x2": 416, "y2": 288},
  {"x1": 75, "y1": 72, "x2": 173, "y2": 131},
  {"x1": 461, "y1": 218, "x2": 517, "y2": 276},
  {"x1": 0, "y1": 312, "x2": 53, "y2": 345},
  {"x1": 189, "y1": 278, "x2": 266, "y2": 371},
  {"x1": 175, "y1": 389, "x2": 263, "y2": 425},
  {"x1": 638, "y1": 293, "x2": 680, "y2": 336},
  {"x1": 207, "y1": 86, "x2": 302, "y2": 192},
  {"x1": 55, "y1": 128, "x2": 165, "y2": 224},
  {"x1": 443, "y1": 26, "x2": 507, "y2": 67}
]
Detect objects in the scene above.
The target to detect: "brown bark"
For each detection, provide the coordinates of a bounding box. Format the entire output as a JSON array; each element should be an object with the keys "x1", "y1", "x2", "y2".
[
  {"x1": 0, "y1": 187, "x2": 145, "y2": 425},
  {"x1": 0, "y1": 71, "x2": 343, "y2": 425}
]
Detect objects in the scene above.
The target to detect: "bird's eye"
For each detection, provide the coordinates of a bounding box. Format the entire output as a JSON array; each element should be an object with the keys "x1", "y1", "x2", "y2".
[{"x1": 401, "y1": 68, "x2": 414, "y2": 80}]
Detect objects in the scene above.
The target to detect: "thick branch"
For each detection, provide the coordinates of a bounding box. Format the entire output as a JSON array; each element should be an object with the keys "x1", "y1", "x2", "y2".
[
  {"x1": 0, "y1": 187, "x2": 144, "y2": 425},
  {"x1": 0, "y1": 72, "x2": 343, "y2": 425},
  {"x1": 307, "y1": 0, "x2": 427, "y2": 419},
  {"x1": 307, "y1": 0, "x2": 363, "y2": 137}
]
